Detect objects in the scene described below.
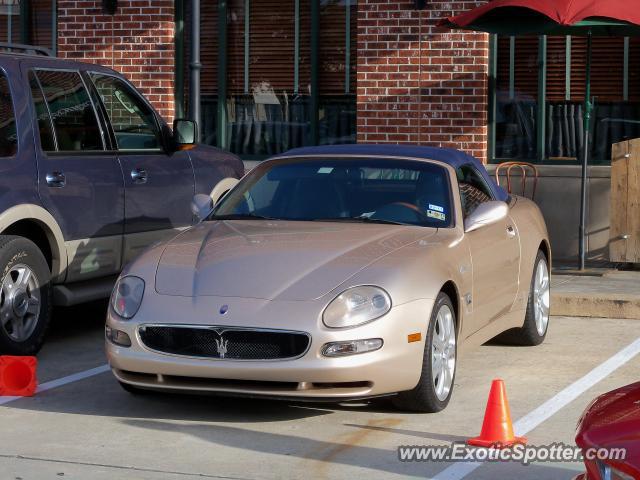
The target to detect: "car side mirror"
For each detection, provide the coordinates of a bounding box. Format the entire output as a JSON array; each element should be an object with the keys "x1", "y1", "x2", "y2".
[
  {"x1": 464, "y1": 201, "x2": 509, "y2": 233},
  {"x1": 210, "y1": 177, "x2": 239, "y2": 206},
  {"x1": 173, "y1": 119, "x2": 197, "y2": 149},
  {"x1": 191, "y1": 194, "x2": 214, "y2": 222}
]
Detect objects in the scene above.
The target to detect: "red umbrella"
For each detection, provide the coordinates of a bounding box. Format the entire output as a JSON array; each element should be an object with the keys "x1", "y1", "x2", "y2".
[
  {"x1": 439, "y1": 0, "x2": 640, "y2": 269},
  {"x1": 440, "y1": 0, "x2": 640, "y2": 34}
]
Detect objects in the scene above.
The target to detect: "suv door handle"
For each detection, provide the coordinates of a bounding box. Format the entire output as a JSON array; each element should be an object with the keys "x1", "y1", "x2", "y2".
[
  {"x1": 506, "y1": 225, "x2": 516, "y2": 238},
  {"x1": 46, "y1": 172, "x2": 66, "y2": 188},
  {"x1": 131, "y1": 168, "x2": 148, "y2": 184}
]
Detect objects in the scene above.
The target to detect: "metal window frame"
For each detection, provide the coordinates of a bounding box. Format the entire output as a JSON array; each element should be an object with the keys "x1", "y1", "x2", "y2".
[
  {"x1": 31, "y1": 67, "x2": 108, "y2": 153},
  {"x1": 536, "y1": 35, "x2": 547, "y2": 163},
  {"x1": 487, "y1": 34, "x2": 497, "y2": 163},
  {"x1": 310, "y1": 0, "x2": 319, "y2": 145},
  {"x1": 489, "y1": 33, "x2": 632, "y2": 164},
  {"x1": 176, "y1": 0, "x2": 352, "y2": 154},
  {"x1": 174, "y1": 0, "x2": 185, "y2": 119},
  {"x1": 217, "y1": 0, "x2": 227, "y2": 149},
  {"x1": 13, "y1": 0, "x2": 57, "y2": 53}
]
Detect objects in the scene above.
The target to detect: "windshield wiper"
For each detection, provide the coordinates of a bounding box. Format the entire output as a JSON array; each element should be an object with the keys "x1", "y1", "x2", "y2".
[
  {"x1": 210, "y1": 213, "x2": 277, "y2": 221},
  {"x1": 312, "y1": 217, "x2": 409, "y2": 226}
]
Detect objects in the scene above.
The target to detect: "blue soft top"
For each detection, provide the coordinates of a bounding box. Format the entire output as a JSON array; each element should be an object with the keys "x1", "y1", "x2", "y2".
[{"x1": 279, "y1": 144, "x2": 508, "y2": 202}]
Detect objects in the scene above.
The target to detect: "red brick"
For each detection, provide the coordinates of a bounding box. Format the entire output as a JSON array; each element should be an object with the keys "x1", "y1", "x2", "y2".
[
  {"x1": 58, "y1": 0, "x2": 175, "y2": 122},
  {"x1": 357, "y1": 0, "x2": 489, "y2": 162}
]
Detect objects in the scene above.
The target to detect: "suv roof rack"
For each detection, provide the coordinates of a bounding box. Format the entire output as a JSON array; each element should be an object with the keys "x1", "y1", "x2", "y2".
[{"x1": 0, "y1": 43, "x2": 53, "y2": 57}]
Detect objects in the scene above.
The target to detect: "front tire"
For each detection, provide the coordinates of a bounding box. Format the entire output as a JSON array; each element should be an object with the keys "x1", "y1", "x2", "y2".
[
  {"x1": 0, "y1": 236, "x2": 52, "y2": 355},
  {"x1": 392, "y1": 292, "x2": 457, "y2": 413},
  {"x1": 501, "y1": 250, "x2": 550, "y2": 346}
]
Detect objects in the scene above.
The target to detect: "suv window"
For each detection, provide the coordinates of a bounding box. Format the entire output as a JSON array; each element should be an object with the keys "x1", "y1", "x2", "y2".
[
  {"x1": 29, "y1": 72, "x2": 56, "y2": 151},
  {"x1": 456, "y1": 165, "x2": 493, "y2": 218},
  {"x1": 0, "y1": 73, "x2": 17, "y2": 156},
  {"x1": 90, "y1": 73, "x2": 162, "y2": 151},
  {"x1": 34, "y1": 70, "x2": 104, "y2": 152}
]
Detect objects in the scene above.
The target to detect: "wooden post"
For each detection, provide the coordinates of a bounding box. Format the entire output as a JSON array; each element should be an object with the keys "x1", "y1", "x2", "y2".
[{"x1": 610, "y1": 138, "x2": 640, "y2": 263}]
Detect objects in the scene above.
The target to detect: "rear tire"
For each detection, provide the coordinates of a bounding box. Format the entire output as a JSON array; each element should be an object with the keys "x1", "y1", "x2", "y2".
[
  {"x1": 499, "y1": 250, "x2": 550, "y2": 346},
  {"x1": 392, "y1": 292, "x2": 457, "y2": 413},
  {"x1": 0, "y1": 236, "x2": 52, "y2": 355}
]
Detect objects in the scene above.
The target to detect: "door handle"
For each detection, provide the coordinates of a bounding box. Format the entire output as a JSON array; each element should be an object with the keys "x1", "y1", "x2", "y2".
[
  {"x1": 46, "y1": 172, "x2": 66, "y2": 188},
  {"x1": 131, "y1": 168, "x2": 148, "y2": 184},
  {"x1": 506, "y1": 225, "x2": 516, "y2": 238}
]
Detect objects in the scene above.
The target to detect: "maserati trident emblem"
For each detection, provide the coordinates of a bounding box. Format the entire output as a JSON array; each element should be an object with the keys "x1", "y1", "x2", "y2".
[{"x1": 215, "y1": 337, "x2": 229, "y2": 359}]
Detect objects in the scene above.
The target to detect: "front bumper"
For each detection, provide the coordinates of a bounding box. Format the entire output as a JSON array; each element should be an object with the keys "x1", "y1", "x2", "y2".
[{"x1": 106, "y1": 294, "x2": 434, "y2": 399}]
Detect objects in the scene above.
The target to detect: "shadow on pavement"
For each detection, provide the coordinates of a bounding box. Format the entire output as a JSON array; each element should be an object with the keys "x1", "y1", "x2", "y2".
[{"x1": 119, "y1": 418, "x2": 582, "y2": 479}]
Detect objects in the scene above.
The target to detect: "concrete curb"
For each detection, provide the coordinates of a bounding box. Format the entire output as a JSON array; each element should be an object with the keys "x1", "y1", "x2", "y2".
[{"x1": 551, "y1": 292, "x2": 640, "y2": 320}]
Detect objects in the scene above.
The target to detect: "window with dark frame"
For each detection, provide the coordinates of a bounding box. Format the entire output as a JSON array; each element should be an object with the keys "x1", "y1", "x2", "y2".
[
  {"x1": 182, "y1": 0, "x2": 357, "y2": 158},
  {"x1": 90, "y1": 73, "x2": 163, "y2": 151},
  {"x1": 29, "y1": 71, "x2": 56, "y2": 152},
  {"x1": 491, "y1": 35, "x2": 640, "y2": 165},
  {"x1": 0, "y1": 0, "x2": 55, "y2": 52},
  {"x1": 0, "y1": 73, "x2": 17, "y2": 157},
  {"x1": 35, "y1": 70, "x2": 104, "y2": 152}
]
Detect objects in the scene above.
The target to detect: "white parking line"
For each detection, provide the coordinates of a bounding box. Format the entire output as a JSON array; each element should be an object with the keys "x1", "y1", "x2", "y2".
[
  {"x1": 432, "y1": 336, "x2": 640, "y2": 480},
  {"x1": 0, "y1": 364, "x2": 110, "y2": 406}
]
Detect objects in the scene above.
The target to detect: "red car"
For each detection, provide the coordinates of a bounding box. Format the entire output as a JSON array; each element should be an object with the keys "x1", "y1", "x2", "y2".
[{"x1": 574, "y1": 382, "x2": 640, "y2": 480}]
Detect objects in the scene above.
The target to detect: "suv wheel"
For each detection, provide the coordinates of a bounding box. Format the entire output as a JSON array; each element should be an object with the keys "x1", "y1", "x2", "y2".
[{"x1": 0, "y1": 236, "x2": 52, "y2": 355}]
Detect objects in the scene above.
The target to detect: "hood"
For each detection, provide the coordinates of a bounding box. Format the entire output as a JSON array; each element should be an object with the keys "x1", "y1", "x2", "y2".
[
  {"x1": 576, "y1": 382, "x2": 640, "y2": 472},
  {"x1": 155, "y1": 220, "x2": 435, "y2": 300}
]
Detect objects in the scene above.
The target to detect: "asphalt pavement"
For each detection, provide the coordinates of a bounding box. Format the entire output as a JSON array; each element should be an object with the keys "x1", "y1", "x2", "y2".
[{"x1": 1, "y1": 302, "x2": 639, "y2": 480}]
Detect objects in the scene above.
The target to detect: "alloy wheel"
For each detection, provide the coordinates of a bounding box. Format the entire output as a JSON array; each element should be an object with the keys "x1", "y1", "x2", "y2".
[
  {"x1": 431, "y1": 304, "x2": 456, "y2": 401},
  {"x1": 533, "y1": 259, "x2": 550, "y2": 336},
  {"x1": 0, "y1": 264, "x2": 41, "y2": 342}
]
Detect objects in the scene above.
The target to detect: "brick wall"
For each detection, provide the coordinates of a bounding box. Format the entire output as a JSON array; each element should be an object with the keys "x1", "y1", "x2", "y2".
[
  {"x1": 357, "y1": 0, "x2": 489, "y2": 162},
  {"x1": 57, "y1": 0, "x2": 176, "y2": 122}
]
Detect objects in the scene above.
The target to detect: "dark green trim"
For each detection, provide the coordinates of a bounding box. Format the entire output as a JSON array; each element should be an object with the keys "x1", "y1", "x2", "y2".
[
  {"x1": 20, "y1": 0, "x2": 29, "y2": 45},
  {"x1": 565, "y1": 36, "x2": 571, "y2": 101},
  {"x1": 174, "y1": 0, "x2": 185, "y2": 119},
  {"x1": 536, "y1": 35, "x2": 547, "y2": 162},
  {"x1": 244, "y1": 0, "x2": 250, "y2": 94},
  {"x1": 217, "y1": 0, "x2": 228, "y2": 149},
  {"x1": 488, "y1": 34, "x2": 498, "y2": 163},
  {"x1": 624, "y1": 36, "x2": 629, "y2": 101},
  {"x1": 584, "y1": 31, "x2": 593, "y2": 128},
  {"x1": 294, "y1": 0, "x2": 300, "y2": 94},
  {"x1": 345, "y1": 0, "x2": 351, "y2": 94},
  {"x1": 52, "y1": 0, "x2": 57, "y2": 55},
  {"x1": 508, "y1": 36, "x2": 515, "y2": 99},
  {"x1": 310, "y1": 0, "x2": 319, "y2": 145}
]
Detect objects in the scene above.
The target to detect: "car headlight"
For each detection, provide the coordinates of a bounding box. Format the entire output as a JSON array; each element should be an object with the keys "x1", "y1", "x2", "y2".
[
  {"x1": 111, "y1": 276, "x2": 145, "y2": 319},
  {"x1": 323, "y1": 286, "x2": 391, "y2": 328}
]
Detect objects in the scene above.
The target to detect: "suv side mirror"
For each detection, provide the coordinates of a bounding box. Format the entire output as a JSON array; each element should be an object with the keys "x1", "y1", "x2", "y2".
[
  {"x1": 191, "y1": 194, "x2": 214, "y2": 221},
  {"x1": 173, "y1": 119, "x2": 197, "y2": 149},
  {"x1": 464, "y1": 201, "x2": 508, "y2": 233}
]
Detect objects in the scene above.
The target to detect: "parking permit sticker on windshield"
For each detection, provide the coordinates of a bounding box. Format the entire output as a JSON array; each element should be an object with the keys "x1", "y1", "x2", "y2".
[
  {"x1": 428, "y1": 204, "x2": 444, "y2": 213},
  {"x1": 427, "y1": 210, "x2": 446, "y2": 221}
]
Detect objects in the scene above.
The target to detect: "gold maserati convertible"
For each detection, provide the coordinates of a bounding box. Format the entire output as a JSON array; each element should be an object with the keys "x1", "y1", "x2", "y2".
[{"x1": 106, "y1": 145, "x2": 550, "y2": 412}]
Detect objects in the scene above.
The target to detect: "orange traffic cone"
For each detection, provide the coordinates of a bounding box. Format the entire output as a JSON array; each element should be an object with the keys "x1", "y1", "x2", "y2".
[
  {"x1": 0, "y1": 356, "x2": 37, "y2": 396},
  {"x1": 467, "y1": 379, "x2": 526, "y2": 448}
]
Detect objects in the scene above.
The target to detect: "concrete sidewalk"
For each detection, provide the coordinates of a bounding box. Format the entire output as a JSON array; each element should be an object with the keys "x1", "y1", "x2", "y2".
[{"x1": 551, "y1": 270, "x2": 640, "y2": 319}]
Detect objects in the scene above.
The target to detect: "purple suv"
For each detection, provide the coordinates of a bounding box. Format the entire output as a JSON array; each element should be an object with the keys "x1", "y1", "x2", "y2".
[{"x1": 0, "y1": 45, "x2": 243, "y2": 355}]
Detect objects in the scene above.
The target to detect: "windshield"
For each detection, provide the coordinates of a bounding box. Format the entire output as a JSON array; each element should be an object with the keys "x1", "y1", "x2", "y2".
[{"x1": 211, "y1": 157, "x2": 454, "y2": 228}]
